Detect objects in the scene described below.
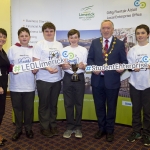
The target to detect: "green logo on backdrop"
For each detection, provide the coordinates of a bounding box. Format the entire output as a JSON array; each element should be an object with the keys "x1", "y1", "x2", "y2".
[{"x1": 79, "y1": 5, "x2": 95, "y2": 21}]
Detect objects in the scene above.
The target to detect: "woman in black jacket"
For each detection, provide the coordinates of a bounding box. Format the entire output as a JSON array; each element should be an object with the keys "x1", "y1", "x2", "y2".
[{"x1": 0, "y1": 28, "x2": 10, "y2": 146}]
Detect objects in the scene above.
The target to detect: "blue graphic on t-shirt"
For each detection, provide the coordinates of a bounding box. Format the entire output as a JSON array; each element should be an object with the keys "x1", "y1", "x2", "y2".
[
  {"x1": 68, "y1": 58, "x2": 78, "y2": 64},
  {"x1": 49, "y1": 51, "x2": 60, "y2": 60},
  {"x1": 136, "y1": 55, "x2": 148, "y2": 71},
  {"x1": 18, "y1": 57, "x2": 31, "y2": 64},
  {"x1": 62, "y1": 51, "x2": 68, "y2": 58},
  {"x1": 142, "y1": 56, "x2": 149, "y2": 63},
  {"x1": 136, "y1": 55, "x2": 149, "y2": 63}
]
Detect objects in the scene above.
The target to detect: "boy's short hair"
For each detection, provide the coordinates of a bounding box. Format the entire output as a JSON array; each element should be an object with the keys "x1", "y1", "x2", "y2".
[
  {"x1": 0, "y1": 28, "x2": 7, "y2": 37},
  {"x1": 18, "y1": 27, "x2": 30, "y2": 36},
  {"x1": 135, "y1": 24, "x2": 150, "y2": 35},
  {"x1": 42, "y1": 22, "x2": 56, "y2": 32},
  {"x1": 67, "y1": 29, "x2": 80, "y2": 38}
]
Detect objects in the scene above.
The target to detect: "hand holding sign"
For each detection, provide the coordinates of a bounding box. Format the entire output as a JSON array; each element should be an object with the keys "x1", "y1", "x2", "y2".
[
  {"x1": 78, "y1": 62, "x2": 85, "y2": 69},
  {"x1": 61, "y1": 59, "x2": 71, "y2": 70}
]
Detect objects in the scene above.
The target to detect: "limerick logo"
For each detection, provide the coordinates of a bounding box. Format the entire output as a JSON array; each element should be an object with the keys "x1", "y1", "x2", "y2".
[
  {"x1": 79, "y1": 5, "x2": 95, "y2": 21},
  {"x1": 62, "y1": 51, "x2": 74, "y2": 59},
  {"x1": 134, "y1": 0, "x2": 146, "y2": 8}
]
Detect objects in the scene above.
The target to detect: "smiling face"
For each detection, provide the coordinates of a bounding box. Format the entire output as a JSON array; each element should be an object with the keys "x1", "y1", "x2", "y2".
[
  {"x1": 136, "y1": 28, "x2": 149, "y2": 45},
  {"x1": 43, "y1": 28, "x2": 55, "y2": 42},
  {"x1": 18, "y1": 31, "x2": 30, "y2": 47},
  {"x1": 0, "y1": 33, "x2": 7, "y2": 49},
  {"x1": 68, "y1": 33, "x2": 79, "y2": 47},
  {"x1": 100, "y1": 21, "x2": 114, "y2": 39}
]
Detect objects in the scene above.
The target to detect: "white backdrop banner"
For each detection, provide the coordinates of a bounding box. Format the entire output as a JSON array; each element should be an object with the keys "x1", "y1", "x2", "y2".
[{"x1": 11, "y1": 0, "x2": 150, "y2": 46}]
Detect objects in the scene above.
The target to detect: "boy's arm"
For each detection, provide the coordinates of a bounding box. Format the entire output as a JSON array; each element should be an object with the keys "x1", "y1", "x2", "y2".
[{"x1": 7, "y1": 47, "x2": 14, "y2": 72}]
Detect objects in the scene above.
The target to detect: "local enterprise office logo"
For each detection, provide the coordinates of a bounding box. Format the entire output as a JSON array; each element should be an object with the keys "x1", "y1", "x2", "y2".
[
  {"x1": 79, "y1": 5, "x2": 95, "y2": 21},
  {"x1": 134, "y1": 0, "x2": 146, "y2": 8}
]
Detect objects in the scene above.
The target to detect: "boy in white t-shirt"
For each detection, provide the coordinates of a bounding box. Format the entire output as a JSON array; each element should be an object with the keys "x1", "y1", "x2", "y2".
[
  {"x1": 61, "y1": 29, "x2": 88, "y2": 138},
  {"x1": 33, "y1": 22, "x2": 63, "y2": 137},
  {"x1": 8, "y1": 27, "x2": 35, "y2": 141},
  {"x1": 127, "y1": 24, "x2": 150, "y2": 146}
]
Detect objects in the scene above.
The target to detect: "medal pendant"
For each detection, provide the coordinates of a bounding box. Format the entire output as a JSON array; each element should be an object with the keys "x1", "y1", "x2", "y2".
[{"x1": 105, "y1": 58, "x2": 108, "y2": 61}]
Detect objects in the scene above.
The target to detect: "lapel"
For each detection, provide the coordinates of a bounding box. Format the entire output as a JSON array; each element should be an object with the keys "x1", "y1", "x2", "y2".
[
  {"x1": 107, "y1": 36, "x2": 114, "y2": 54},
  {"x1": 99, "y1": 39, "x2": 105, "y2": 60},
  {"x1": 0, "y1": 49, "x2": 10, "y2": 64}
]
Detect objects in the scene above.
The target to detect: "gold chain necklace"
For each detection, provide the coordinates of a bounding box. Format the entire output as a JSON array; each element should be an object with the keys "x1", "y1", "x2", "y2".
[{"x1": 100, "y1": 37, "x2": 116, "y2": 65}]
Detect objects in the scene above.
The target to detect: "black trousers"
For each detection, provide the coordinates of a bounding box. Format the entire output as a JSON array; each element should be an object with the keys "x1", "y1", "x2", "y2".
[
  {"x1": 36, "y1": 80, "x2": 61, "y2": 130},
  {"x1": 0, "y1": 75, "x2": 8, "y2": 125},
  {"x1": 92, "y1": 76, "x2": 119, "y2": 133},
  {"x1": 63, "y1": 72, "x2": 85, "y2": 130},
  {"x1": 130, "y1": 84, "x2": 150, "y2": 136},
  {"x1": 11, "y1": 91, "x2": 35, "y2": 132}
]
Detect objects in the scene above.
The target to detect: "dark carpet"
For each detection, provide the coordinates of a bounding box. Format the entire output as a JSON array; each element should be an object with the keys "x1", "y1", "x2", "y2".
[{"x1": 0, "y1": 99, "x2": 149, "y2": 150}]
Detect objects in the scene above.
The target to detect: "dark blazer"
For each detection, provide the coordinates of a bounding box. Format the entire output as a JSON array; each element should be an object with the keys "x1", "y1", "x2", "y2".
[
  {"x1": 0, "y1": 49, "x2": 10, "y2": 88},
  {"x1": 0, "y1": 49, "x2": 10, "y2": 123},
  {"x1": 87, "y1": 37, "x2": 128, "y2": 89}
]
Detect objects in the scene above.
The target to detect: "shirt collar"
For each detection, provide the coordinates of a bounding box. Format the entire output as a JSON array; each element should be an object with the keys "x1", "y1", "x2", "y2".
[
  {"x1": 103, "y1": 36, "x2": 113, "y2": 43},
  {"x1": 15, "y1": 43, "x2": 33, "y2": 48}
]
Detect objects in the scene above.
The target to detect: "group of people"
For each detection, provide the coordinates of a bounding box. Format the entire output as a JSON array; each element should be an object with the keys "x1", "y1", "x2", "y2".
[{"x1": 0, "y1": 20, "x2": 150, "y2": 147}]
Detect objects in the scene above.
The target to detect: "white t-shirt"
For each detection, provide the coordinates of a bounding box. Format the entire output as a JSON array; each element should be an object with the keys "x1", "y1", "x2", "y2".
[
  {"x1": 33, "y1": 39, "x2": 63, "y2": 82},
  {"x1": 61, "y1": 45, "x2": 88, "y2": 74},
  {"x1": 127, "y1": 43, "x2": 150, "y2": 90},
  {"x1": 7, "y1": 44, "x2": 35, "y2": 92}
]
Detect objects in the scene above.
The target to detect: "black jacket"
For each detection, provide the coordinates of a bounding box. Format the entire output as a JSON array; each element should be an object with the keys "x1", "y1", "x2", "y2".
[{"x1": 0, "y1": 49, "x2": 10, "y2": 87}]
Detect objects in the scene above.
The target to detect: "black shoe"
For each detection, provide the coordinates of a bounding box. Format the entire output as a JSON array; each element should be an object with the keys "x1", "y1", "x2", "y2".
[
  {"x1": 94, "y1": 130, "x2": 105, "y2": 139},
  {"x1": 26, "y1": 130, "x2": 34, "y2": 139},
  {"x1": 106, "y1": 133, "x2": 114, "y2": 142},
  {"x1": 51, "y1": 127, "x2": 59, "y2": 136},
  {"x1": 127, "y1": 132, "x2": 142, "y2": 142},
  {"x1": 143, "y1": 135, "x2": 150, "y2": 146},
  {"x1": 0, "y1": 141, "x2": 5, "y2": 146},
  {"x1": 12, "y1": 132, "x2": 22, "y2": 141},
  {"x1": 40, "y1": 129, "x2": 53, "y2": 138},
  {"x1": 2, "y1": 139, "x2": 7, "y2": 143}
]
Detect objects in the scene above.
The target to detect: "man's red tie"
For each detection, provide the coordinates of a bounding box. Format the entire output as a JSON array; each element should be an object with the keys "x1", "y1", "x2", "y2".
[{"x1": 104, "y1": 39, "x2": 109, "y2": 52}]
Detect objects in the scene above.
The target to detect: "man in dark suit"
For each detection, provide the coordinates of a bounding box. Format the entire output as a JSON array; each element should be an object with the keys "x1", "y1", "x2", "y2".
[{"x1": 87, "y1": 20, "x2": 127, "y2": 142}]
